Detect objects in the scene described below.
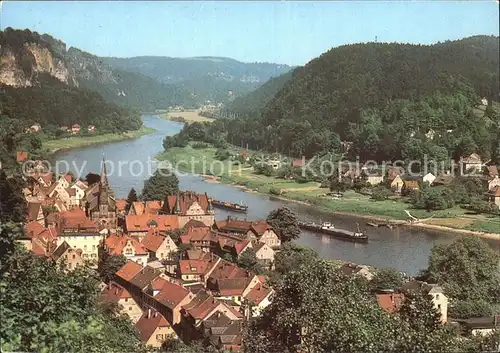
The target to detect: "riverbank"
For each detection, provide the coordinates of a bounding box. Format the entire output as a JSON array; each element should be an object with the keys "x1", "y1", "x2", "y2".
[
  {"x1": 156, "y1": 144, "x2": 500, "y2": 237},
  {"x1": 160, "y1": 110, "x2": 214, "y2": 123},
  {"x1": 42, "y1": 125, "x2": 156, "y2": 154}
]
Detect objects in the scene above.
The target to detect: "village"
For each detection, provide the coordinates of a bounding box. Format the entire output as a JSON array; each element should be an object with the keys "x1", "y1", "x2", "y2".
[{"x1": 18, "y1": 158, "x2": 499, "y2": 351}]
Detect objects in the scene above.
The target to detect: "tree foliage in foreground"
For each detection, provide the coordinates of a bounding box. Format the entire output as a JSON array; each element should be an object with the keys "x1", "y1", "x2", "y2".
[
  {"x1": 266, "y1": 207, "x2": 301, "y2": 243},
  {"x1": 1, "y1": 248, "x2": 145, "y2": 352}
]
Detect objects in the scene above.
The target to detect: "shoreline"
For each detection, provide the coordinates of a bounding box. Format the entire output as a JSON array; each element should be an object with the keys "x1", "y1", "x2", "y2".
[
  {"x1": 43, "y1": 125, "x2": 156, "y2": 155},
  {"x1": 201, "y1": 175, "x2": 500, "y2": 241}
]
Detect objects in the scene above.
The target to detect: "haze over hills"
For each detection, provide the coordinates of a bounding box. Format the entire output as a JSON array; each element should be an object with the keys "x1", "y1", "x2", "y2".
[{"x1": 102, "y1": 56, "x2": 293, "y2": 103}]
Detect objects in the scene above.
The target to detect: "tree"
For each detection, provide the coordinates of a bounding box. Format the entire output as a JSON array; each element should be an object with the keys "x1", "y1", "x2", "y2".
[
  {"x1": 98, "y1": 251, "x2": 127, "y2": 283},
  {"x1": 371, "y1": 186, "x2": 393, "y2": 201},
  {"x1": 125, "y1": 188, "x2": 138, "y2": 213},
  {"x1": 412, "y1": 186, "x2": 454, "y2": 211},
  {"x1": 329, "y1": 175, "x2": 349, "y2": 193},
  {"x1": 0, "y1": 170, "x2": 27, "y2": 223},
  {"x1": 371, "y1": 268, "x2": 405, "y2": 290},
  {"x1": 426, "y1": 237, "x2": 500, "y2": 305},
  {"x1": 1, "y1": 249, "x2": 145, "y2": 352},
  {"x1": 85, "y1": 172, "x2": 101, "y2": 186},
  {"x1": 141, "y1": 168, "x2": 179, "y2": 201},
  {"x1": 266, "y1": 207, "x2": 301, "y2": 243},
  {"x1": 237, "y1": 248, "x2": 264, "y2": 274}
]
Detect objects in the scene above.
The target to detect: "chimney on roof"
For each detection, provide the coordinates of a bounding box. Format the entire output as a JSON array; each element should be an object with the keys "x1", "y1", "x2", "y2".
[
  {"x1": 154, "y1": 311, "x2": 158, "y2": 318},
  {"x1": 147, "y1": 309, "x2": 151, "y2": 318}
]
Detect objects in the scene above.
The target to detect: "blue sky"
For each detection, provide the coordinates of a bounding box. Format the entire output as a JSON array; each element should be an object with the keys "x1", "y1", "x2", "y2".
[{"x1": 1, "y1": 1, "x2": 499, "y2": 66}]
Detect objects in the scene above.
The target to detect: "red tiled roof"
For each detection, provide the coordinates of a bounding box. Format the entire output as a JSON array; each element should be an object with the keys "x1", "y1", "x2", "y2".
[
  {"x1": 155, "y1": 280, "x2": 190, "y2": 309},
  {"x1": 184, "y1": 219, "x2": 208, "y2": 229},
  {"x1": 65, "y1": 188, "x2": 76, "y2": 197},
  {"x1": 105, "y1": 234, "x2": 148, "y2": 256},
  {"x1": 141, "y1": 228, "x2": 169, "y2": 252},
  {"x1": 131, "y1": 201, "x2": 145, "y2": 215},
  {"x1": 179, "y1": 259, "x2": 212, "y2": 275},
  {"x1": 216, "y1": 278, "x2": 252, "y2": 296},
  {"x1": 135, "y1": 310, "x2": 170, "y2": 343},
  {"x1": 292, "y1": 159, "x2": 305, "y2": 167},
  {"x1": 100, "y1": 282, "x2": 133, "y2": 302},
  {"x1": 215, "y1": 218, "x2": 252, "y2": 233},
  {"x1": 32, "y1": 172, "x2": 53, "y2": 185},
  {"x1": 375, "y1": 293, "x2": 405, "y2": 314},
  {"x1": 115, "y1": 260, "x2": 144, "y2": 282},
  {"x1": 115, "y1": 199, "x2": 127, "y2": 212},
  {"x1": 17, "y1": 151, "x2": 28, "y2": 162},
  {"x1": 249, "y1": 221, "x2": 272, "y2": 236},
  {"x1": 63, "y1": 174, "x2": 73, "y2": 183},
  {"x1": 244, "y1": 282, "x2": 272, "y2": 305},
  {"x1": 125, "y1": 214, "x2": 179, "y2": 232},
  {"x1": 27, "y1": 202, "x2": 42, "y2": 222},
  {"x1": 486, "y1": 166, "x2": 499, "y2": 178},
  {"x1": 182, "y1": 290, "x2": 221, "y2": 321},
  {"x1": 164, "y1": 192, "x2": 210, "y2": 215},
  {"x1": 257, "y1": 275, "x2": 266, "y2": 284},
  {"x1": 24, "y1": 221, "x2": 46, "y2": 239},
  {"x1": 209, "y1": 260, "x2": 248, "y2": 281},
  {"x1": 180, "y1": 227, "x2": 212, "y2": 243}
]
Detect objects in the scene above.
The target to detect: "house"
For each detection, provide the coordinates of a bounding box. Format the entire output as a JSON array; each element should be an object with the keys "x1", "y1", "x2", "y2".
[
  {"x1": 484, "y1": 165, "x2": 499, "y2": 179},
  {"x1": 51, "y1": 241, "x2": 84, "y2": 271},
  {"x1": 483, "y1": 175, "x2": 500, "y2": 191},
  {"x1": 433, "y1": 173, "x2": 455, "y2": 187},
  {"x1": 125, "y1": 214, "x2": 180, "y2": 240},
  {"x1": 160, "y1": 192, "x2": 215, "y2": 228},
  {"x1": 178, "y1": 258, "x2": 220, "y2": 282},
  {"x1": 49, "y1": 208, "x2": 102, "y2": 262},
  {"x1": 340, "y1": 263, "x2": 374, "y2": 281},
  {"x1": 403, "y1": 180, "x2": 420, "y2": 193},
  {"x1": 60, "y1": 125, "x2": 68, "y2": 131},
  {"x1": 246, "y1": 221, "x2": 281, "y2": 248},
  {"x1": 26, "y1": 124, "x2": 41, "y2": 133},
  {"x1": 291, "y1": 159, "x2": 305, "y2": 168},
  {"x1": 114, "y1": 260, "x2": 144, "y2": 289},
  {"x1": 422, "y1": 172, "x2": 436, "y2": 185},
  {"x1": 70, "y1": 182, "x2": 86, "y2": 207},
  {"x1": 364, "y1": 171, "x2": 384, "y2": 186},
  {"x1": 215, "y1": 238, "x2": 252, "y2": 260},
  {"x1": 462, "y1": 153, "x2": 483, "y2": 174},
  {"x1": 267, "y1": 159, "x2": 282, "y2": 170},
  {"x1": 87, "y1": 125, "x2": 96, "y2": 133},
  {"x1": 30, "y1": 172, "x2": 53, "y2": 187},
  {"x1": 243, "y1": 282, "x2": 273, "y2": 317},
  {"x1": 100, "y1": 281, "x2": 143, "y2": 322},
  {"x1": 215, "y1": 217, "x2": 253, "y2": 235},
  {"x1": 390, "y1": 175, "x2": 404, "y2": 194},
  {"x1": 251, "y1": 241, "x2": 275, "y2": 267},
  {"x1": 401, "y1": 280, "x2": 448, "y2": 323},
  {"x1": 27, "y1": 202, "x2": 44, "y2": 225},
  {"x1": 386, "y1": 166, "x2": 404, "y2": 183},
  {"x1": 16, "y1": 151, "x2": 28, "y2": 163},
  {"x1": 141, "y1": 228, "x2": 178, "y2": 261},
  {"x1": 71, "y1": 124, "x2": 81, "y2": 134},
  {"x1": 104, "y1": 234, "x2": 149, "y2": 266},
  {"x1": 200, "y1": 311, "x2": 243, "y2": 351},
  {"x1": 488, "y1": 186, "x2": 500, "y2": 209},
  {"x1": 375, "y1": 292, "x2": 405, "y2": 314},
  {"x1": 454, "y1": 315, "x2": 500, "y2": 336},
  {"x1": 239, "y1": 151, "x2": 249, "y2": 162},
  {"x1": 179, "y1": 227, "x2": 216, "y2": 253},
  {"x1": 151, "y1": 277, "x2": 194, "y2": 324},
  {"x1": 481, "y1": 97, "x2": 488, "y2": 106},
  {"x1": 135, "y1": 309, "x2": 176, "y2": 348}
]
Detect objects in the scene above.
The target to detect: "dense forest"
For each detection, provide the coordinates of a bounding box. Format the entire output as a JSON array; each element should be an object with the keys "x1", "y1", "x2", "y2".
[
  {"x1": 0, "y1": 74, "x2": 142, "y2": 134},
  {"x1": 220, "y1": 36, "x2": 499, "y2": 161}
]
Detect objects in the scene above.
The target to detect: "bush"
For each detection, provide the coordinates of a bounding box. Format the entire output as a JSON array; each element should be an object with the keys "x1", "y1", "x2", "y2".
[
  {"x1": 269, "y1": 187, "x2": 282, "y2": 195},
  {"x1": 254, "y1": 163, "x2": 274, "y2": 177},
  {"x1": 191, "y1": 142, "x2": 209, "y2": 149},
  {"x1": 215, "y1": 148, "x2": 230, "y2": 161},
  {"x1": 371, "y1": 186, "x2": 393, "y2": 201}
]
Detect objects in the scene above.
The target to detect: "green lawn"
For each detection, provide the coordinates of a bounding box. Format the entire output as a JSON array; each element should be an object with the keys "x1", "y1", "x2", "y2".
[{"x1": 43, "y1": 126, "x2": 155, "y2": 153}]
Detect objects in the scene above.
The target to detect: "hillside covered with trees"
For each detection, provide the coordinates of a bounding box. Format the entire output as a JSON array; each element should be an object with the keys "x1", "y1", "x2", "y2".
[
  {"x1": 220, "y1": 36, "x2": 499, "y2": 160},
  {"x1": 0, "y1": 28, "x2": 197, "y2": 111}
]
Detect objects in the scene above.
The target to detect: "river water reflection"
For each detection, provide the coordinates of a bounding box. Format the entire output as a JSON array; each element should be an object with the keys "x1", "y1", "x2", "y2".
[{"x1": 54, "y1": 115, "x2": 500, "y2": 275}]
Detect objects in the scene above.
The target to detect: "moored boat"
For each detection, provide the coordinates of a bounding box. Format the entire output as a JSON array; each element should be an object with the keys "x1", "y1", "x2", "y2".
[
  {"x1": 299, "y1": 221, "x2": 368, "y2": 243},
  {"x1": 209, "y1": 198, "x2": 248, "y2": 213}
]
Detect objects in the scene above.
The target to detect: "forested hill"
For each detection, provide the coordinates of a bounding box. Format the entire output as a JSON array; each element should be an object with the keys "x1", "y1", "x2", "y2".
[
  {"x1": 0, "y1": 28, "x2": 196, "y2": 111},
  {"x1": 217, "y1": 36, "x2": 500, "y2": 161},
  {"x1": 225, "y1": 71, "x2": 294, "y2": 116},
  {"x1": 102, "y1": 56, "x2": 293, "y2": 104}
]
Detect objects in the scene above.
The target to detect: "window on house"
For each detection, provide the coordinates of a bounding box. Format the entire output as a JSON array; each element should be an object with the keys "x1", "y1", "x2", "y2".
[
  {"x1": 124, "y1": 298, "x2": 128, "y2": 302},
  {"x1": 84, "y1": 245, "x2": 87, "y2": 250},
  {"x1": 72, "y1": 254, "x2": 76, "y2": 259},
  {"x1": 436, "y1": 294, "x2": 440, "y2": 300},
  {"x1": 92, "y1": 245, "x2": 96, "y2": 250},
  {"x1": 437, "y1": 304, "x2": 441, "y2": 310},
  {"x1": 83, "y1": 254, "x2": 88, "y2": 258},
  {"x1": 156, "y1": 334, "x2": 163, "y2": 341},
  {"x1": 129, "y1": 307, "x2": 132, "y2": 311}
]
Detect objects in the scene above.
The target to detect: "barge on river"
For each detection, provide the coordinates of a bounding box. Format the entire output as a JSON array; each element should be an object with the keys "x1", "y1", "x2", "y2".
[
  {"x1": 209, "y1": 199, "x2": 248, "y2": 213},
  {"x1": 298, "y1": 221, "x2": 368, "y2": 243}
]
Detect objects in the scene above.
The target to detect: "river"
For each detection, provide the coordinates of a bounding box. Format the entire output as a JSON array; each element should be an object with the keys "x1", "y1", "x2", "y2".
[{"x1": 53, "y1": 115, "x2": 500, "y2": 275}]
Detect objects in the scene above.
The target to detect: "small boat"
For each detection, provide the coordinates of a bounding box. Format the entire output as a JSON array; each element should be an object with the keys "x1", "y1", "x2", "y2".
[
  {"x1": 298, "y1": 221, "x2": 368, "y2": 243},
  {"x1": 209, "y1": 198, "x2": 248, "y2": 213},
  {"x1": 366, "y1": 222, "x2": 379, "y2": 227}
]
